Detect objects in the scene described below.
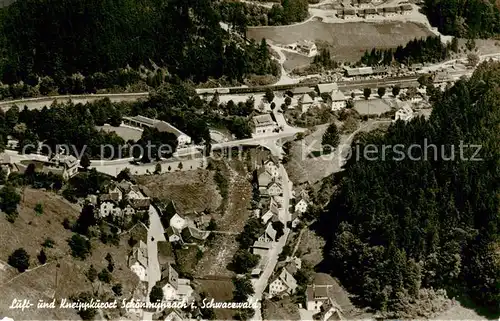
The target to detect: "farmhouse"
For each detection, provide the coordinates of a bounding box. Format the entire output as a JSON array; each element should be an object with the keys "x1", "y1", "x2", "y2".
[
  {"x1": 128, "y1": 241, "x2": 148, "y2": 282},
  {"x1": 268, "y1": 268, "x2": 298, "y2": 298},
  {"x1": 16, "y1": 153, "x2": 79, "y2": 180},
  {"x1": 166, "y1": 226, "x2": 183, "y2": 243},
  {"x1": 122, "y1": 115, "x2": 192, "y2": 147},
  {"x1": 306, "y1": 285, "x2": 332, "y2": 312},
  {"x1": 170, "y1": 213, "x2": 188, "y2": 230},
  {"x1": 264, "y1": 158, "x2": 280, "y2": 178},
  {"x1": 295, "y1": 198, "x2": 308, "y2": 214},
  {"x1": 158, "y1": 264, "x2": 194, "y2": 304},
  {"x1": 267, "y1": 181, "x2": 283, "y2": 196},
  {"x1": 99, "y1": 200, "x2": 122, "y2": 218},
  {"x1": 331, "y1": 90, "x2": 347, "y2": 111},
  {"x1": 252, "y1": 114, "x2": 276, "y2": 135},
  {"x1": 287, "y1": 40, "x2": 318, "y2": 57},
  {"x1": 258, "y1": 223, "x2": 278, "y2": 243},
  {"x1": 181, "y1": 226, "x2": 210, "y2": 243},
  {"x1": 313, "y1": 298, "x2": 343, "y2": 321}
]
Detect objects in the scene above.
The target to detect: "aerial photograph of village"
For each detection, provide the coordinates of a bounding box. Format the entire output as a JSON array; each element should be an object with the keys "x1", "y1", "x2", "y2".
[{"x1": 0, "y1": 0, "x2": 498, "y2": 320}]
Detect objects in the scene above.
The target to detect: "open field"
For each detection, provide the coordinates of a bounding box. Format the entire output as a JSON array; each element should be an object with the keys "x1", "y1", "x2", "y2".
[
  {"x1": 283, "y1": 51, "x2": 313, "y2": 72},
  {"x1": 193, "y1": 278, "x2": 235, "y2": 320},
  {"x1": 0, "y1": 189, "x2": 141, "y2": 320},
  {"x1": 135, "y1": 169, "x2": 222, "y2": 213},
  {"x1": 354, "y1": 98, "x2": 392, "y2": 115},
  {"x1": 96, "y1": 124, "x2": 142, "y2": 142},
  {"x1": 247, "y1": 21, "x2": 433, "y2": 62}
]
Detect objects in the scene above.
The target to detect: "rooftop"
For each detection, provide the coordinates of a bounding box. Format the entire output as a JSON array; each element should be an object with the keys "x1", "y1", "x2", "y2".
[
  {"x1": 317, "y1": 83, "x2": 339, "y2": 94},
  {"x1": 253, "y1": 114, "x2": 275, "y2": 127}
]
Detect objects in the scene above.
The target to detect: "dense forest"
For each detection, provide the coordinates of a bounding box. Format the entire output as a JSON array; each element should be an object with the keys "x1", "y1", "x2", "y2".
[
  {"x1": 321, "y1": 62, "x2": 500, "y2": 315},
  {"x1": 424, "y1": 0, "x2": 500, "y2": 37},
  {"x1": 0, "y1": 0, "x2": 277, "y2": 88},
  {"x1": 217, "y1": 0, "x2": 309, "y2": 27},
  {"x1": 360, "y1": 36, "x2": 456, "y2": 66}
]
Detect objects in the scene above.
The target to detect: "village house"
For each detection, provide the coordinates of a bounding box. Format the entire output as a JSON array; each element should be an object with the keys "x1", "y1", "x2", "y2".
[
  {"x1": 128, "y1": 240, "x2": 148, "y2": 282},
  {"x1": 299, "y1": 94, "x2": 314, "y2": 113},
  {"x1": 252, "y1": 114, "x2": 276, "y2": 135},
  {"x1": 15, "y1": 153, "x2": 79, "y2": 180},
  {"x1": 286, "y1": 41, "x2": 318, "y2": 57},
  {"x1": 331, "y1": 90, "x2": 347, "y2": 111},
  {"x1": 258, "y1": 169, "x2": 274, "y2": 193},
  {"x1": 268, "y1": 267, "x2": 298, "y2": 298},
  {"x1": 307, "y1": 285, "x2": 332, "y2": 312},
  {"x1": 264, "y1": 158, "x2": 280, "y2": 178},
  {"x1": 170, "y1": 213, "x2": 188, "y2": 231},
  {"x1": 122, "y1": 115, "x2": 192, "y2": 147},
  {"x1": 181, "y1": 226, "x2": 210, "y2": 244},
  {"x1": 313, "y1": 298, "x2": 343, "y2": 321},
  {"x1": 355, "y1": 0, "x2": 372, "y2": 8},
  {"x1": 166, "y1": 226, "x2": 183, "y2": 244},
  {"x1": 108, "y1": 185, "x2": 123, "y2": 202},
  {"x1": 163, "y1": 309, "x2": 184, "y2": 321},
  {"x1": 258, "y1": 223, "x2": 278, "y2": 243},
  {"x1": 98, "y1": 200, "x2": 122, "y2": 218},
  {"x1": 394, "y1": 105, "x2": 414, "y2": 122},
  {"x1": 267, "y1": 181, "x2": 283, "y2": 197},
  {"x1": 157, "y1": 264, "x2": 194, "y2": 304},
  {"x1": 295, "y1": 198, "x2": 309, "y2": 214},
  {"x1": 126, "y1": 187, "x2": 151, "y2": 211},
  {"x1": 261, "y1": 198, "x2": 280, "y2": 224}
]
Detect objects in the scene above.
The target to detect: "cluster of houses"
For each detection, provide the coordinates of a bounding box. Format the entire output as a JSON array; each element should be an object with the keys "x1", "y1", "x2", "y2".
[
  {"x1": 165, "y1": 203, "x2": 211, "y2": 245},
  {"x1": 338, "y1": 3, "x2": 413, "y2": 19},
  {"x1": 91, "y1": 180, "x2": 151, "y2": 223}
]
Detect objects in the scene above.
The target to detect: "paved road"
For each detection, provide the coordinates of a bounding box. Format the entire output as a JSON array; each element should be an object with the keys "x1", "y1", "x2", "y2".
[
  {"x1": 249, "y1": 163, "x2": 293, "y2": 321},
  {"x1": 141, "y1": 205, "x2": 166, "y2": 319}
]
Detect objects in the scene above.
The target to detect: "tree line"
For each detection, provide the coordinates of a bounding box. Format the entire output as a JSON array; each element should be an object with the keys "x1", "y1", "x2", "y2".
[
  {"x1": 360, "y1": 36, "x2": 457, "y2": 66},
  {"x1": 424, "y1": 0, "x2": 500, "y2": 38},
  {"x1": 320, "y1": 61, "x2": 500, "y2": 315},
  {"x1": 217, "y1": 0, "x2": 309, "y2": 28}
]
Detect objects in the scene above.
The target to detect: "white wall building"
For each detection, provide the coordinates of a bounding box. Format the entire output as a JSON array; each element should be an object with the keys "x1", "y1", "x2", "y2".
[{"x1": 394, "y1": 105, "x2": 414, "y2": 122}]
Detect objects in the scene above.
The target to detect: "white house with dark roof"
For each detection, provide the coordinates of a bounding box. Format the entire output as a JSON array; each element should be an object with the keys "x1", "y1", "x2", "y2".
[
  {"x1": 295, "y1": 198, "x2": 308, "y2": 214},
  {"x1": 258, "y1": 223, "x2": 278, "y2": 243},
  {"x1": 128, "y1": 240, "x2": 148, "y2": 282},
  {"x1": 158, "y1": 264, "x2": 194, "y2": 304},
  {"x1": 331, "y1": 90, "x2": 347, "y2": 111},
  {"x1": 166, "y1": 226, "x2": 183, "y2": 243},
  {"x1": 268, "y1": 267, "x2": 298, "y2": 298},
  {"x1": 169, "y1": 214, "x2": 188, "y2": 231},
  {"x1": 267, "y1": 181, "x2": 283, "y2": 197},
  {"x1": 252, "y1": 114, "x2": 276, "y2": 135}
]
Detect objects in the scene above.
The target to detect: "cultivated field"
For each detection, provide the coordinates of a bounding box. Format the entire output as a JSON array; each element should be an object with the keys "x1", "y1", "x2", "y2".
[
  {"x1": 262, "y1": 297, "x2": 301, "y2": 320},
  {"x1": 136, "y1": 169, "x2": 222, "y2": 213},
  {"x1": 247, "y1": 21, "x2": 433, "y2": 62}
]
